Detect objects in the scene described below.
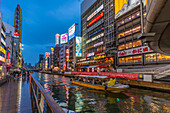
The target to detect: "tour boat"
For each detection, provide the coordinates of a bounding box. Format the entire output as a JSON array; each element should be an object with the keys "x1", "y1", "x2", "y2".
[{"x1": 71, "y1": 75, "x2": 129, "y2": 93}]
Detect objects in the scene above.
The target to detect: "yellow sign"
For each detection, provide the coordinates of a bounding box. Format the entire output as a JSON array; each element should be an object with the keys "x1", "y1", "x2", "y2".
[
  {"x1": 0, "y1": 46, "x2": 5, "y2": 54},
  {"x1": 115, "y1": 0, "x2": 128, "y2": 15},
  {"x1": 94, "y1": 55, "x2": 106, "y2": 60}
]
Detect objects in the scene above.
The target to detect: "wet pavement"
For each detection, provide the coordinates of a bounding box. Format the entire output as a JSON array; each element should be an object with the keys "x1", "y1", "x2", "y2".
[{"x1": 0, "y1": 76, "x2": 32, "y2": 113}]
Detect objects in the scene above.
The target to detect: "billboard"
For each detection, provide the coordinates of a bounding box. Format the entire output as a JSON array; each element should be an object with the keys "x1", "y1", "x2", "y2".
[
  {"x1": 55, "y1": 34, "x2": 60, "y2": 45},
  {"x1": 60, "y1": 33, "x2": 68, "y2": 44},
  {"x1": 76, "y1": 37, "x2": 82, "y2": 57},
  {"x1": 87, "y1": 12, "x2": 104, "y2": 27},
  {"x1": 87, "y1": 4, "x2": 104, "y2": 21},
  {"x1": 68, "y1": 24, "x2": 76, "y2": 41},
  {"x1": 115, "y1": 0, "x2": 146, "y2": 19}
]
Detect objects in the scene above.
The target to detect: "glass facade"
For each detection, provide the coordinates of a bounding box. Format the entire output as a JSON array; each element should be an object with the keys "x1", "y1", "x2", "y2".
[
  {"x1": 119, "y1": 55, "x2": 142, "y2": 65},
  {"x1": 118, "y1": 40, "x2": 142, "y2": 50},
  {"x1": 145, "y1": 53, "x2": 170, "y2": 63}
]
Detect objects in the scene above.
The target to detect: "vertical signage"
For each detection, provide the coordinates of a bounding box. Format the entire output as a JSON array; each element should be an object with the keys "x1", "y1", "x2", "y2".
[
  {"x1": 68, "y1": 24, "x2": 76, "y2": 41},
  {"x1": 55, "y1": 34, "x2": 60, "y2": 45},
  {"x1": 76, "y1": 37, "x2": 82, "y2": 57}
]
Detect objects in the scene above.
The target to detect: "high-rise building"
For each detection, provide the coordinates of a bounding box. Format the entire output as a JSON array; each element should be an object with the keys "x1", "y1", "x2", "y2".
[
  {"x1": 59, "y1": 43, "x2": 69, "y2": 70},
  {"x1": 54, "y1": 46, "x2": 60, "y2": 68},
  {"x1": 14, "y1": 4, "x2": 22, "y2": 68},
  {"x1": 0, "y1": 12, "x2": 7, "y2": 79},
  {"x1": 39, "y1": 54, "x2": 44, "y2": 70},
  {"x1": 78, "y1": 0, "x2": 115, "y2": 72}
]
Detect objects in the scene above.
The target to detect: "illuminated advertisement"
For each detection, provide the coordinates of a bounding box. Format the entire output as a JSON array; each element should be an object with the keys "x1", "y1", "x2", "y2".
[
  {"x1": 76, "y1": 37, "x2": 82, "y2": 57},
  {"x1": 87, "y1": 19, "x2": 104, "y2": 33},
  {"x1": 87, "y1": 12, "x2": 104, "y2": 27},
  {"x1": 51, "y1": 47, "x2": 54, "y2": 54},
  {"x1": 86, "y1": 33, "x2": 104, "y2": 44},
  {"x1": 0, "y1": 46, "x2": 5, "y2": 54},
  {"x1": 68, "y1": 24, "x2": 76, "y2": 40},
  {"x1": 86, "y1": 52, "x2": 94, "y2": 57},
  {"x1": 115, "y1": 0, "x2": 146, "y2": 19},
  {"x1": 118, "y1": 46, "x2": 153, "y2": 57},
  {"x1": 45, "y1": 52, "x2": 50, "y2": 58},
  {"x1": 88, "y1": 26, "x2": 104, "y2": 38},
  {"x1": 1, "y1": 38, "x2": 6, "y2": 46},
  {"x1": 55, "y1": 34, "x2": 60, "y2": 45},
  {"x1": 0, "y1": 56, "x2": 5, "y2": 62},
  {"x1": 87, "y1": 4, "x2": 104, "y2": 21},
  {"x1": 60, "y1": 33, "x2": 68, "y2": 44},
  {"x1": 66, "y1": 49, "x2": 69, "y2": 62}
]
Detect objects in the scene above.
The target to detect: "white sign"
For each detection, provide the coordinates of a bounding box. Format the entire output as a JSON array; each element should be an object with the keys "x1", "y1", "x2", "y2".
[
  {"x1": 94, "y1": 41, "x2": 103, "y2": 47},
  {"x1": 87, "y1": 4, "x2": 104, "y2": 21},
  {"x1": 86, "y1": 52, "x2": 94, "y2": 57},
  {"x1": 55, "y1": 34, "x2": 60, "y2": 45},
  {"x1": 86, "y1": 33, "x2": 104, "y2": 44},
  {"x1": 1, "y1": 38, "x2": 6, "y2": 46},
  {"x1": 69, "y1": 24, "x2": 76, "y2": 40},
  {"x1": 118, "y1": 46, "x2": 153, "y2": 57},
  {"x1": 60, "y1": 33, "x2": 68, "y2": 44},
  {"x1": 0, "y1": 56, "x2": 5, "y2": 62}
]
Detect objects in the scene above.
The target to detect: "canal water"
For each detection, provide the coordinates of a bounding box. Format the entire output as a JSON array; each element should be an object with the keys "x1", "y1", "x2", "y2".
[{"x1": 32, "y1": 72, "x2": 170, "y2": 113}]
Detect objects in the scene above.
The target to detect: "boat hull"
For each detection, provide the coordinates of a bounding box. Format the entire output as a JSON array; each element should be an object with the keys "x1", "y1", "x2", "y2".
[{"x1": 71, "y1": 80, "x2": 129, "y2": 93}]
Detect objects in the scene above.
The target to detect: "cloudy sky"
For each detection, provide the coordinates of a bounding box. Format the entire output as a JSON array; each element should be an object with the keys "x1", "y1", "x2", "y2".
[{"x1": 1, "y1": 0, "x2": 82, "y2": 65}]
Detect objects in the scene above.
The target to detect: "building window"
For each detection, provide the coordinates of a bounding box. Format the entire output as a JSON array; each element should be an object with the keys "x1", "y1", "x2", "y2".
[
  {"x1": 145, "y1": 53, "x2": 157, "y2": 63},
  {"x1": 133, "y1": 40, "x2": 142, "y2": 48},
  {"x1": 157, "y1": 53, "x2": 170, "y2": 62},
  {"x1": 118, "y1": 44, "x2": 125, "y2": 50},
  {"x1": 126, "y1": 42, "x2": 133, "y2": 49},
  {"x1": 118, "y1": 25, "x2": 141, "y2": 39},
  {"x1": 119, "y1": 55, "x2": 142, "y2": 64}
]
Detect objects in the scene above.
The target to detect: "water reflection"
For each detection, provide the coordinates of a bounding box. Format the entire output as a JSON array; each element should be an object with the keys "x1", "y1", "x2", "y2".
[{"x1": 32, "y1": 73, "x2": 170, "y2": 113}]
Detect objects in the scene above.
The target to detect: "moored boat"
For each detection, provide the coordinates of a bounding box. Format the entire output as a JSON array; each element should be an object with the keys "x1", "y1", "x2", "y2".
[{"x1": 71, "y1": 75, "x2": 129, "y2": 93}]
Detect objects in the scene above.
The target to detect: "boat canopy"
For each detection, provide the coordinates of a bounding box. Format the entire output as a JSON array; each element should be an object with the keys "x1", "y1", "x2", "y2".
[
  {"x1": 88, "y1": 65, "x2": 99, "y2": 68},
  {"x1": 75, "y1": 75, "x2": 108, "y2": 79}
]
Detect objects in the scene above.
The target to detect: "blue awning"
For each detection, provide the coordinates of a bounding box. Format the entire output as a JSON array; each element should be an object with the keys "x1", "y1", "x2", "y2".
[{"x1": 81, "y1": 66, "x2": 90, "y2": 68}]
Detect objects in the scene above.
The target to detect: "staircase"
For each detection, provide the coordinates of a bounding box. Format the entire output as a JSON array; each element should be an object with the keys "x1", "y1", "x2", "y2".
[{"x1": 122, "y1": 64, "x2": 170, "y2": 80}]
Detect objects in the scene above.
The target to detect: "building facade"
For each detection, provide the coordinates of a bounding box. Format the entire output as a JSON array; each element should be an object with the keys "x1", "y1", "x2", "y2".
[
  {"x1": 115, "y1": 0, "x2": 170, "y2": 68},
  {"x1": 0, "y1": 12, "x2": 7, "y2": 79},
  {"x1": 59, "y1": 43, "x2": 69, "y2": 70}
]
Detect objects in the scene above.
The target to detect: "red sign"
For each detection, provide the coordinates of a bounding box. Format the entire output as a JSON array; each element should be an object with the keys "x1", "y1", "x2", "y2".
[
  {"x1": 45, "y1": 52, "x2": 50, "y2": 57},
  {"x1": 100, "y1": 72, "x2": 138, "y2": 80},
  {"x1": 88, "y1": 12, "x2": 104, "y2": 27},
  {"x1": 71, "y1": 72, "x2": 97, "y2": 75},
  {"x1": 95, "y1": 50, "x2": 103, "y2": 54},
  {"x1": 118, "y1": 46, "x2": 153, "y2": 57},
  {"x1": 71, "y1": 72, "x2": 138, "y2": 80},
  {"x1": 14, "y1": 32, "x2": 19, "y2": 37}
]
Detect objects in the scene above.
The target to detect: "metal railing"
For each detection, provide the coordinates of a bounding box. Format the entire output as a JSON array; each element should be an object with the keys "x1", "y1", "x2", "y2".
[{"x1": 30, "y1": 75, "x2": 65, "y2": 113}]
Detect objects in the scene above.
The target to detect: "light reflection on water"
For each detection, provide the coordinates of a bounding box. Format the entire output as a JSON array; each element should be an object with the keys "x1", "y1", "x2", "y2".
[{"x1": 32, "y1": 73, "x2": 170, "y2": 113}]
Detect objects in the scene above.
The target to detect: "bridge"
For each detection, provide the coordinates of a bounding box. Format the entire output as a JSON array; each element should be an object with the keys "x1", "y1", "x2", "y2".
[{"x1": 144, "y1": 0, "x2": 170, "y2": 54}]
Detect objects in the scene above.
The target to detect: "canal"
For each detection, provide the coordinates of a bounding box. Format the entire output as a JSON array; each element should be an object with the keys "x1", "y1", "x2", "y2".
[{"x1": 32, "y1": 72, "x2": 170, "y2": 113}]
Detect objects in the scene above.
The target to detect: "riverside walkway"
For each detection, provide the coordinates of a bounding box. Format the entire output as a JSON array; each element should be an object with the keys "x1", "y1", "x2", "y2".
[{"x1": 0, "y1": 76, "x2": 32, "y2": 113}]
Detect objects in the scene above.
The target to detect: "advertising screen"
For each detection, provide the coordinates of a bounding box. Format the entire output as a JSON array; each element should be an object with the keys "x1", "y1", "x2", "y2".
[
  {"x1": 60, "y1": 33, "x2": 68, "y2": 44},
  {"x1": 68, "y1": 24, "x2": 76, "y2": 41},
  {"x1": 55, "y1": 34, "x2": 60, "y2": 45},
  {"x1": 115, "y1": 0, "x2": 146, "y2": 19},
  {"x1": 76, "y1": 37, "x2": 82, "y2": 57}
]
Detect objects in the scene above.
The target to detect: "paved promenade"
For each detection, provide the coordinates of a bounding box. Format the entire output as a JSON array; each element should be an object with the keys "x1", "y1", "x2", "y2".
[{"x1": 0, "y1": 76, "x2": 32, "y2": 113}]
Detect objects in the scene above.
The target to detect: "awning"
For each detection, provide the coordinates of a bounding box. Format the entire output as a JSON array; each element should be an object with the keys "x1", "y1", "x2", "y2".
[
  {"x1": 97, "y1": 64, "x2": 109, "y2": 68},
  {"x1": 88, "y1": 65, "x2": 98, "y2": 68},
  {"x1": 75, "y1": 67, "x2": 81, "y2": 69},
  {"x1": 81, "y1": 66, "x2": 90, "y2": 68}
]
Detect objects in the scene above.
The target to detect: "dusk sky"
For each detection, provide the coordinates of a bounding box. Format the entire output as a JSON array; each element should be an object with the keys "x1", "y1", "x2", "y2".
[{"x1": 1, "y1": 0, "x2": 82, "y2": 65}]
